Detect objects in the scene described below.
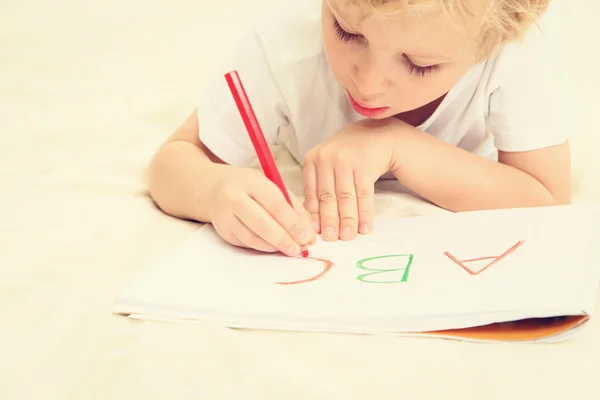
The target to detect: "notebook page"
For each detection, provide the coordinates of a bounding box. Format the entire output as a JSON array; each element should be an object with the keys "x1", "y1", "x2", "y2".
[{"x1": 115, "y1": 205, "x2": 600, "y2": 333}]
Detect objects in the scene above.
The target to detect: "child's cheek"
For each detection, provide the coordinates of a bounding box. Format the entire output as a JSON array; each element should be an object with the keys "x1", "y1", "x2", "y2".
[{"x1": 323, "y1": 37, "x2": 353, "y2": 83}]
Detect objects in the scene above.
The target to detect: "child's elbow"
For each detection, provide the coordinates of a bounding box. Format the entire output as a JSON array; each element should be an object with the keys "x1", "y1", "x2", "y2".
[
  {"x1": 544, "y1": 190, "x2": 571, "y2": 207},
  {"x1": 147, "y1": 144, "x2": 170, "y2": 203}
]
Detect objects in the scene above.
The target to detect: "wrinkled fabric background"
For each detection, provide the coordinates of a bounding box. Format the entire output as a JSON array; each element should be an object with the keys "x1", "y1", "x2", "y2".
[{"x1": 2, "y1": 1, "x2": 599, "y2": 399}]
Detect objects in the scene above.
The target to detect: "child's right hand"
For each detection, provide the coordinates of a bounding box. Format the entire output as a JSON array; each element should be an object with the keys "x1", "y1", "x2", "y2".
[{"x1": 208, "y1": 168, "x2": 316, "y2": 257}]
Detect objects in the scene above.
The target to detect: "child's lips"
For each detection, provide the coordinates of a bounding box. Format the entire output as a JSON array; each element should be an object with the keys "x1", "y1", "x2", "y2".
[
  {"x1": 353, "y1": 97, "x2": 382, "y2": 109},
  {"x1": 347, "y1": 92, "x2": 389, "y2": 117}
]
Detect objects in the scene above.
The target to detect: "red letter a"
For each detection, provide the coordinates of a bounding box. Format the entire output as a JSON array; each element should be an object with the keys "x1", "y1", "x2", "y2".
[{"x1": 444, "y1": 241, "x2": 525, "y2": 275}]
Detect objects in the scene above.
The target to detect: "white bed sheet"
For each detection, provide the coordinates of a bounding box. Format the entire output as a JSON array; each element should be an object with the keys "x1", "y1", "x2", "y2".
[{"x1": 2, "y1": 0, "x2": 600, "y2": 398}]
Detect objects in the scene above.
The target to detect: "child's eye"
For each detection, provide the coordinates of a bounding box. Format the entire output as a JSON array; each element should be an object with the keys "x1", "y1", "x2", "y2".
[
  {"x1": 333, "y1": 19, "x2": 360, "y2": 42},
  {"x1": 332, "y1": 18, "x2": 439, "y2": 79},
  {"x1": 403, "y1": 56, "x2": 439, "y2": 78}
]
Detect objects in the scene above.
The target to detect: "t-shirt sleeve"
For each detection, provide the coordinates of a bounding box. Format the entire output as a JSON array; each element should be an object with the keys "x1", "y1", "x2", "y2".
[
  {"x1": 487, "y1": 20, "x2": 573, "y2": 152},
  {"x1": 196, "y1": 30, "x2": 290, "y2": 167}
]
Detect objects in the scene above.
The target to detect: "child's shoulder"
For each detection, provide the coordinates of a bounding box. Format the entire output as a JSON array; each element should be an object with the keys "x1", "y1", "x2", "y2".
[
  {"x1": 480, "y1": 2, "x2": 573, "y2": 153},
  {"x1": 243, "y1": 1, "x2": 325, "y2": 70},
  {"x1": 484, "y1": 1, "x2": 566, "y2": 89}
]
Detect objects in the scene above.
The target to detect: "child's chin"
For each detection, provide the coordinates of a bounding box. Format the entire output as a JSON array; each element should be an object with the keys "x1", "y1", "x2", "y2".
[{"x1": 368, "y1": 111, "x2": 394, "y2": 120}]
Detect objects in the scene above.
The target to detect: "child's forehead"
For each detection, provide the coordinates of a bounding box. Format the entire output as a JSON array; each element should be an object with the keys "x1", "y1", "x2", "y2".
[
  {"x1": 329, "y1": 0, "x2": 483, "y2": 32},
  {"x1": 328, "y1": 1, "x2": 477, "y2": 60}
]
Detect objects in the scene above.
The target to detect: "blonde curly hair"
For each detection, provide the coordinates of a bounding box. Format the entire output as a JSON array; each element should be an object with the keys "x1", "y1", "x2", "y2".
[{"x1": 330, "y1": 0, "x2": 550, "y2": 58}]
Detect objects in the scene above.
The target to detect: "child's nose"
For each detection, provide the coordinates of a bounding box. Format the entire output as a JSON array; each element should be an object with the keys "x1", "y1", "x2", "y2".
[{"x1": 352, "y1": 53, "x2": 390, "y2": 98}]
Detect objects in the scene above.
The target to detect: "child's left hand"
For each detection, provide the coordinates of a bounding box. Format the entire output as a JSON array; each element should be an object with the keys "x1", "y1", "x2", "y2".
[{"x1": 303, "y1": 118, "x2": 402, "y2": 242}]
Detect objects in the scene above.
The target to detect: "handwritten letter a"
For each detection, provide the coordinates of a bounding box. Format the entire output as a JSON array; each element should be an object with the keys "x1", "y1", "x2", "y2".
[{"x1": 444, "y1": 241, "x2": 525, "y2": 275}]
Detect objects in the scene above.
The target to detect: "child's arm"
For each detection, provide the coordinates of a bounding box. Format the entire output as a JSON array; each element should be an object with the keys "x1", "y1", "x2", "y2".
[
  {"x1": 148, "y1": 110, "x2": 315, "y2": 256},
  {"x1": 390, "y1": 122, "x2": 571, "y2": 211},
  {"x1": 302, "y1": 117, "x2": 570, "y2": 243},
  {"x1": 391, "y1": 38, "x2": 573, "y2": 212},
  {"x1": 148, "y1": 110, "x2": 233, "y2": 223}
]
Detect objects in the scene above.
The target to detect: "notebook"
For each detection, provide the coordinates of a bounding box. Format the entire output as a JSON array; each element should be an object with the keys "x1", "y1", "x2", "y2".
[{"x1": 114, "y1": 205, "x2": 600, "y2": 343}]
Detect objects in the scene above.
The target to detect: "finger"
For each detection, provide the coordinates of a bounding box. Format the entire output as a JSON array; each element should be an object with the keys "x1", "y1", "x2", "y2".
[
  {"x1": 334, "y1": 164, "x2": 359, "y2": 241},
  {"x1": 244, "y1": 188, "x2": 309, "y2": 255},
  {"x1": 229, "y1": 216, "x2": 279, "y2": 253},
  {"x1": 253, "y1": 184, "x2": 315, "y2": 247},
  {"x1": 303, "y1": 159, "x2": 320, "y2": 233},
  {"x1": 212, "y1": 214, "x2": 277, "y2": 253},
  {"x1": 316, "y1": 161, "x2": 339, "y2": 241},
  {"x1": 289, "y1": 193, "x2": 317, "y2": 245},
  {"x1": 212, "y1": 221, "x2": 246, "y2": 249},
  {"x1": 354, "y1": 170, "x2": 375, "y2": 234}
]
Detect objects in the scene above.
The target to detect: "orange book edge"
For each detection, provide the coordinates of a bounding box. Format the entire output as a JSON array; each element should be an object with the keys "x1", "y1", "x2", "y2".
[{"x1": 420, "y1": 315, "x2": 589, "y2": 341}]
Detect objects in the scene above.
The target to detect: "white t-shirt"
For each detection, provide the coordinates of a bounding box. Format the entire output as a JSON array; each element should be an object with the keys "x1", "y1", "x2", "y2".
[{"x1": 198, "y1": 1, "x2": 571, "y2": 169}]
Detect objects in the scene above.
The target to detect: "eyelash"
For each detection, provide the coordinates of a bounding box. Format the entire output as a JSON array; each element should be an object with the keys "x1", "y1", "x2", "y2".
[
  {"x1": 333, "y1": 19, "x2": 358, "y2": 42},
  {"x1": 332, "y1": 19, "x2": 439, "y2": 78},
  {"x1": 404, "y1": 59, "x2": 438, "y2": 77}
]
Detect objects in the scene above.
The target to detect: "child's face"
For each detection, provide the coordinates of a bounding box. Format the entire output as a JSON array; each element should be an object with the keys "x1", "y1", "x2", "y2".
[{"x1": 321, "y1": 0, "x2": 479, "y2": 119}]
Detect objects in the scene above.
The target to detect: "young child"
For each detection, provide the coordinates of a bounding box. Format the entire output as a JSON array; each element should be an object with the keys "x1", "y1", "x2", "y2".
[{"x1": 148, "y1": 0, "x2": 571, "y2": 257}]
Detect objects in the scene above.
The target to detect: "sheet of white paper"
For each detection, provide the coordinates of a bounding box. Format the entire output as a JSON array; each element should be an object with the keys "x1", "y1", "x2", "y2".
[{"x1": 115, "y1": 205, "x2": 600, "y2": 334}]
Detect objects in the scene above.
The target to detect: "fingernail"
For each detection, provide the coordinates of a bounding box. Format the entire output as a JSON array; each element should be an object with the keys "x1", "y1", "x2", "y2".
[
  {"x1": 359, "y1": 223, "x2": 370, "y2": 234},
  {"x1": 323, "y1": 226, "x2": 335, "y2": 236},
  {"x1": 286, "y1": 245, "x2": 300, "y2": 257},
  {"x1": 312, "y1": 220, "x2": 320, "y2": 232},
  {"x1": 341, "y1": 226, "x2": 352, "y2": 237}
]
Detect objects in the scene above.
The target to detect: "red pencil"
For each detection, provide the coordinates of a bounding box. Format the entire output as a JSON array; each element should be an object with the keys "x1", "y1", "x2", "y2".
[{"x1": 224, "y1": 70, "x2": 309, "y2": 258}]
